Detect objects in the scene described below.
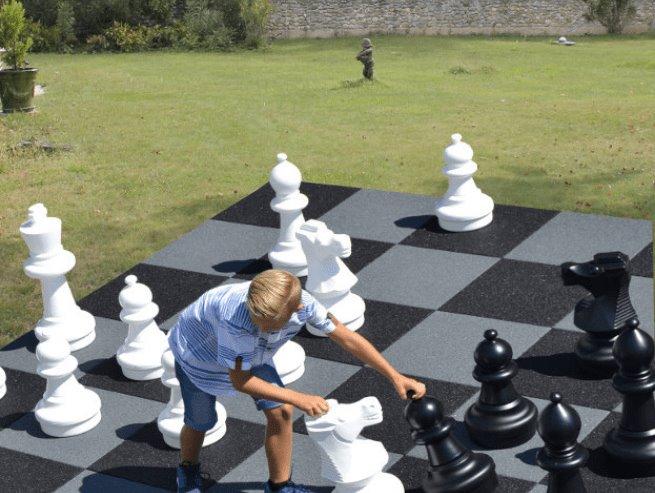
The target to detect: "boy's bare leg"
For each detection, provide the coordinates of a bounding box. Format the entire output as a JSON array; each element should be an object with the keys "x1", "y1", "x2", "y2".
[
  {"x1": 180, "y1": 425, "x2": 206, "y2": 464},
  {"x1": 263, "y1": 404, "x2": 294, "y2": 482}
]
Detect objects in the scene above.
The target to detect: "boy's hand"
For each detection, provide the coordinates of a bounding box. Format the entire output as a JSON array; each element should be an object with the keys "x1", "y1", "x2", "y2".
[
  {"x1": 293, "y1": 393, "x2": 330, "y2": 417},
  {"x1": 393, "y1": 375, "x2": 426, "y2": 400}
]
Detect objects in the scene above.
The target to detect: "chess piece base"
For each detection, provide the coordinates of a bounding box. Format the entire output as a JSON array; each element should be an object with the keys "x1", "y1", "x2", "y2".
[
  {"x1": 604, "y1": 427, "x2": 655, "y2": 466},
  {"x1": 306, "y1": 293, "x2": 365, "y2": 337},
  {"x1": 158, "y1": 402, "x2": 227, "y2": 449},
  {"x1": 35, "y1": 309, "x2": 96, "y2": 352},
  {"x1": 424, "y1": 450, "x2": 498, "y2": 493},
  {"x1": 273, "y1": 341, "x2": 306, "y2": 385},
  {"x1": 465, "y1": 397, "x2": 538, "y2": 449},
  {"x1": 437, "y1": 212, "x2": 493, "y2": 233},
  {"x1": 575, "y1": 333, "x2": 618, "y2": 376},
  {"x1": 35, "y1": 389, "x2": 102, "y2": 437},
  {"x1": 333, "y1": 472, "x2": 404, "y2": 493},
  {"x1": 0, "y1": 386, "x2": 5, "y2": 400},
  {"x1": 121, "y1": 366, "x2": 165, "y2": 381}
]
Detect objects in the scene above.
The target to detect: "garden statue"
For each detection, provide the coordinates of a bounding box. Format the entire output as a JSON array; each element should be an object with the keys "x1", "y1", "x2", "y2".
[{"x1": 356, "y1": 38, "x2": 374, "y2": 80}]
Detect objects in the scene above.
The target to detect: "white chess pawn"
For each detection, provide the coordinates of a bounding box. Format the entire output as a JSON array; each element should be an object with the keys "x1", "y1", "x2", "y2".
[
  {"x1": 158, "y1": 349, "x2": 227, "y2": 449},
  {"x1": 305, "y1": 397, "x2": 404, "y2": 493},
  {"x1": 272, "y1": 340, "x2": 306, "y2": 385},
  {"x1": 434, "y1": 134, "x2": 494, "y2": 232},
  {"x1": 34, "y1": 335, "x2": 102, "y2": 437},
  {"x1": 297, "y1": 220, "x2": 365, "y2": 337},
  {"x1": 20, "y1": 203, "x2": 96, "y2": 350},
  {"x1": 0, "y1": 366, "x2": 6, "y2": 400},
  {"x1": 268, "y1": 153, "x2": 309, "y2": 277},
  {"x1": 116, "y1": 275, "x2": 169, "y2": 380}
]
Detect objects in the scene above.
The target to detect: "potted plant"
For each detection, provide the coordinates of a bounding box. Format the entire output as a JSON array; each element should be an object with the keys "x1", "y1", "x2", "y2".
[{"x1": 0, "y1": 1, "x2": 36, "y2": 113}]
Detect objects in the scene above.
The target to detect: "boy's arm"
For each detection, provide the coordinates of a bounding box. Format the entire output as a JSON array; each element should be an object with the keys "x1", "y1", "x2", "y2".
[{"x1": 327, "y1": 315, "x2": 426, "y2": 400}]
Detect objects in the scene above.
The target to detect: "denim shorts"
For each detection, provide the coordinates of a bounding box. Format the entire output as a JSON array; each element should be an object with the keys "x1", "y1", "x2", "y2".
[{"x1": 174, "y1": 360, "x2": 285, "y2": 432}]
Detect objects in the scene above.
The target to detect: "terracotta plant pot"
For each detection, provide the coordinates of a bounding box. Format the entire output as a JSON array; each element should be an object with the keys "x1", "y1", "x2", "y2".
[{"x1": 0, "y1": 67, "x2": 38, "y2": 113}]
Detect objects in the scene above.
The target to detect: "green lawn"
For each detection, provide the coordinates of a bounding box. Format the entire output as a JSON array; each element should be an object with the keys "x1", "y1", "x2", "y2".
[{"x1": 1, "y1": 35, "x2": 654, "y2": 348}]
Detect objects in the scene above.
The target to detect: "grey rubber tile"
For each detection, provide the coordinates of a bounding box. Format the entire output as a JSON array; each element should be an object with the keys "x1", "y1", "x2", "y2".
[
  {"x1": 54, "y1": 470, "x2": 169, "y2": 493},
  {"x1": 505, "y1": 212, "x2": 652, "y2": 266},
  {"x1": 318, "y1": 188, "x2": 435, "y2": 243},
  {"x1": 144, "y1": 220, "x2": 277, "y2": 277},
  {"x1": 356, "y1": 244, "x2": 499, "y2": 309},
  {"x1": 381, "y1": 311, "x2": 550, "y2": 386}
]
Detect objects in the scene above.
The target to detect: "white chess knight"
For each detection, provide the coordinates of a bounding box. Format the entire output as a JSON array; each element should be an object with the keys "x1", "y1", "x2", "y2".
[
  {"x1": 305, "y1": 397, "x2": 404, "y2": 493},
  {"x1": 116, "y1": 275, "x2": 169, "y2": 380},
  {"x1": 0, "y1": 366, "x2": 6, "y2": 400},
  {"x1": 268, "y1": 153, "x2": 309, "y2": 276},
  {"x1": 20, "y1": 203, "x2": 96, "y2": 350},
  {"x1": 272, "y1": 339, "x2": 306, "y2": 385},
  {"x1": 434, "y1": 134, "x2": 494, "y2": 232},
  {"x1": 297, "y1": 220, "x2": 365, "y2": 337},
  {"x1": 34, "y1": 335, "x2": 102, "y2": 437},
  {"x1": 158, "y1": 348, "x2": 227, "y2": 449}
]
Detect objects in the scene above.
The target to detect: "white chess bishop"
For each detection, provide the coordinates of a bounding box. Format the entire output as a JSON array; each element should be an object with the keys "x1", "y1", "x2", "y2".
[
  {"x1": 0, "y1": 366, "x2": 6, "y2": 400},
  {"x1": 116, "y1": 275, "x2": 169, "y2": 380},
  {"x1": 34, "y1": 335, "x2": 102, "y2": 437},
  {"x1": 20, "y1": 203, "x2": 96, "y2": 350},
  {"x1": 435, "y1": 134, "x2": 494, "y2": 232},
  {"x1": 305, "y1": 397, "x2": 404, "y2": 493},
  {"x1": 297, "y1": 220, "x2": 365, "y2": 336},
  {"x1": 268, "y1": 153, "x2": 309, "y2": 277},
  {"x1": 158, "y1": 348, "x2": 227, "y2": 449}
]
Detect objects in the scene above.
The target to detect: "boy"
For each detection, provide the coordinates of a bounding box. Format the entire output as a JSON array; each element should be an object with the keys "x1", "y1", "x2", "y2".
[{"x1": 169, "y1": 269, "x2": 426, "y2": 493}]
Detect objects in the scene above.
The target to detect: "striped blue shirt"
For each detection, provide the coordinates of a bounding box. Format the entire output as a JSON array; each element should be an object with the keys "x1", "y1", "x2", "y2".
[{"x1": 168, "y1": 281, "x2": 336, "y2": 396}]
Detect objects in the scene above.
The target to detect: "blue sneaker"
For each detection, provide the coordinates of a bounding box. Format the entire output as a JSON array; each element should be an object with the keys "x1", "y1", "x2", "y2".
[
  {"x1": 263, "y1": 480, "x2": 316, "y2": 493},
  {"x1": 176, "y1": 462, "x2": 211, "y2": 492}
]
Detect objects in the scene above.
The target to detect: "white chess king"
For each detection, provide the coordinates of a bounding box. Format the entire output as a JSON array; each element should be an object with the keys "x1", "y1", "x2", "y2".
[
  {"x1": 268, "y1": 153, "x2": 309, "y2": 277},
  {"x1": 305, "y1": 397, "x2": 404, "y2": 493},
  {"x1": 158, "y1": 348, "x2": 227, "y2": 449},
  {"x1": 116, "y1": 275, "x2": 169, "y2": 380},
  {"x1": 297, "y1": 220, "x2": 365, "y2": 337},
  {"x1": 34, "y1": 335, "x2": 102, "y2": 437},
  {"x1": 20, "y1": 203, "x2": 96, "y2": 350},
  {"x1": 434, "y1": 133, "x2": 494, "y2": 232}
]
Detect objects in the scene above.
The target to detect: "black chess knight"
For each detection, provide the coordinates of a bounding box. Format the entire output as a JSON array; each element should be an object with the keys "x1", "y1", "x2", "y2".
[{"x1": 561, "y1": 251, "x2": 636, "y2": 375}]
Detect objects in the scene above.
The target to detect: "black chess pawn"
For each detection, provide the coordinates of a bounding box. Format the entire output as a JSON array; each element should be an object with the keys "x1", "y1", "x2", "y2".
[
  {"x1": 561, "y1": 251, "x2": 636, "y2": 375},
  {"x1": 603, "y1": 317, "x2": 655, "y2": 468},
  {"x1": 465, "y1": 329, "x2": 537, "y2": 448},
  {"x1": 404, "y1": 391, "x2": 498, "y2": 492},
  {"x1": 536, "y1": 392, "x2": 588, "y2": 493}
]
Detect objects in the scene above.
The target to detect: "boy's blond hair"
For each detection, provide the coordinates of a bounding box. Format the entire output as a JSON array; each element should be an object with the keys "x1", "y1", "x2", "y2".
[{"x1": 247, "y1": 269, "x2": 302, "y2": 326}]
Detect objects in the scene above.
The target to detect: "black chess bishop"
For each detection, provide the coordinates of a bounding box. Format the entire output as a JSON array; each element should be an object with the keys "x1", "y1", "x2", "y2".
[{"x1": 561, "y1": 251, "x2": 636, "y2": 375}]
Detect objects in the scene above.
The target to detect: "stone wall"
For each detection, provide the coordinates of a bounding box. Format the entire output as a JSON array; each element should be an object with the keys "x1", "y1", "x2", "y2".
[{"x1": 268, "y1": 0, "x2": 655, "y2": 38}]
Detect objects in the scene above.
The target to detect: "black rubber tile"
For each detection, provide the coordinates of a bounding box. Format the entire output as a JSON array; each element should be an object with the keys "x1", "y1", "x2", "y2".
[
  {"x1": 213, "y1": 182, "x2": 360, "y2": 228},
  {"x1": 439, "y1": 259, "x2": 588, "y2": 326},
  {"x1": 0, "y1": 446, "x2": 83, "y2": 491},
  {"x1": 295, "y1": 299, "x2": 434, "y2": 366},
  {"x1": 401, "y1": 204, "x2": 558, "y2": 258},
  {"x1": 632, "y1": 243, "x2": 653, "y2": 278},
  {"x1": 0, "y1": 368, "x2": 44, "y2": 430},
  {"x1": 89, "y1": 418, "x2": 266, "y2": 490},
  {"x1": 580, "y1": 411, "x2": 655, "y2": 488},
  {"x1": 78, "y1": 356, "x2": 169, "y2": 403},
  {"x1": 293, "y1": 368, "x2": 478, "y2": 455},
  {"x1": 514, "y1": 329, "x2": 620, "y2": 410},
  {"x1": 233, "y1": 255, "x2": 273, "y2": 280},
  {"x1": 344, "y1": 237, "x2": 395, "y2": 274},
  {"x1": 79, "y1": 263, "x2": 229, "y2": 323}
]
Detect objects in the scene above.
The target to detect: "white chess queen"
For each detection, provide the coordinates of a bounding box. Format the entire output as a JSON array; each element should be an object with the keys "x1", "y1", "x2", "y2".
[{"x1": 305, "y1": 397, "x2": 404, "y2": 492}]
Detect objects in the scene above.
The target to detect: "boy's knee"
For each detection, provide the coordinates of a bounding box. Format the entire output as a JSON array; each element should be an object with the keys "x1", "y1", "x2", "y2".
[{"x1": 266, "y1": 403, "x2": 293, "y2": 424}]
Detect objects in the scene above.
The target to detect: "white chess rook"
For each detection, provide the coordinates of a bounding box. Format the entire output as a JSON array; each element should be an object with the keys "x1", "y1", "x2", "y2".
[
  {"x1": 158, "y1": 349, "x2": 227, "y2": 449},
  {"x1": 305, "y1": 397, "x2": 404, "y2": 493},
  {"x1": 0, "y1": 366, "x2": 6, "y2": 400},
  {"x1": 268, "y1": 153, "x2": 309, "y2": 277},
  {"x1": 272, "y1": 340, "x2": 306, "y2": 385},
  {"x1": 297, "y1": 220, "x2": 365, "y2": 337},
  {"x1": 435, "y1": 134, "x2": 494, "y2": 232},
  {"x1": 20, "y1": 203, "x2": 96, "y2": 350},
  {"x1": 34, "y1": 335, "x2": 102, "y2": 437},
  {"x1": 116, "y1": 275, "x2": 169, "y2": 380}
]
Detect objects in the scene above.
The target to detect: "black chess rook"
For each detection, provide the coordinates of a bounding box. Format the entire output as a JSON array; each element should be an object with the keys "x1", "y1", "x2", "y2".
[
  {"x1": 561, "y1": 251, "x2": 636, "y2": 375},
  {"x1": 404, "y1": 391, "x2": 498, "y2": 492},
  {"x1": 603, "y1": 317, "x2": 655, "y2": 468},
  {"x1": 536, "y1": 392, "x2": 588, "y2": 493},
  {"x1": 465, "y1": 329, "x2": 538, "y2": 448}
]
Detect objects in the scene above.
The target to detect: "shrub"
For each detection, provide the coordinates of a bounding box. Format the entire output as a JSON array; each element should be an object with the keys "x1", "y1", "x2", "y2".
[
  {"x1": 85, "y1": 33, "x2": 110, "y2": 52},
  {"x1": 583, "y1": 0, "x2": 636, "y2": 34},
  {"x1": 22, "y1": 0, "x2": 59, "y2": 26},
  {"x1": 181, "y1": 0, "x2": 234, "y2": 50},
  {"x1": 0, "y1": 1, "x2": 33, "y2": 69},
  {"x1": 104, "y1": 21, "x2": 152, "y2": 52},
  {"x1": 73, "y1": 0, "x2": 132, "y2": 40},
  {"x1": 239, "y1": 0, "x2": 271, "y2": 48}
]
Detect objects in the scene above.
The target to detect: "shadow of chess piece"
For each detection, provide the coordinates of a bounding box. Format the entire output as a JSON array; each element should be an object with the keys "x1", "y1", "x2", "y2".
[
  {"x1": 536, "y1": 392, "x2": 588, "y2": 493},
  {"x1": 603, "y1": 318, "x2": 655, "y2": 470},
  {"x1": 561, "y1": 251, "x2": 636, "y2": 376},
  {"x1": 404, "y1": 391, "x2": 498, "y2": 492},
  {"x1": 465, "y1": 330, "x2": 537, "y2": 448}
]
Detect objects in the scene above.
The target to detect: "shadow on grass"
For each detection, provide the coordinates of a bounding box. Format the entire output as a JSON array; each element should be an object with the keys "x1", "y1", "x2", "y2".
[{"x1": 333, "y1": 77, "x2": 384, "y2": 90}]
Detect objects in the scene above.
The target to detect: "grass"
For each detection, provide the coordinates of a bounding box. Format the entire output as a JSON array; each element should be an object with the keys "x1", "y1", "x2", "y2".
[{"x1": 1, "y1": 34, "x2": 654, "y2": 347}]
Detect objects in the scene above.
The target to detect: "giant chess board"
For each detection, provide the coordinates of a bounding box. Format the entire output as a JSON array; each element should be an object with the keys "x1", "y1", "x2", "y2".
[{"x1": 1, "y1": 181, "x2": 653, "y2": 492}]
